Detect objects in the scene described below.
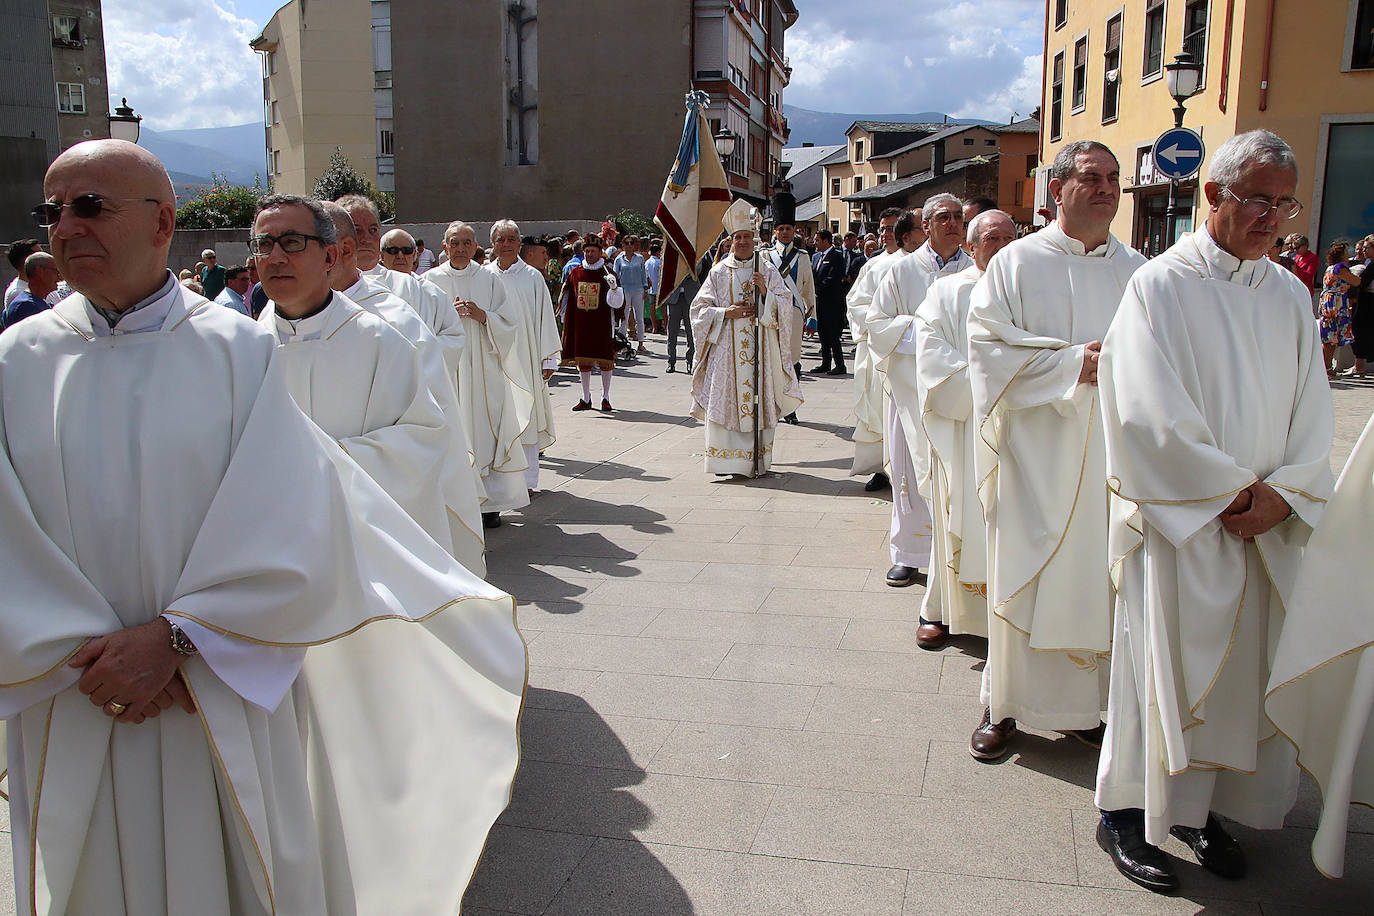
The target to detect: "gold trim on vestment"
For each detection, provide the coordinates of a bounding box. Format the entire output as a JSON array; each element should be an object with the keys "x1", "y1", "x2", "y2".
[
  {"x1": 1268, "y1": 482, "x2": 1328, "y2": 505},
  {"x1": 26, "y1": 697, "x2": 56, "y2": 916},
  {"x1": 168, "y1": 302, "x2": 208, "y2": 333},
  {"x1": 185, "y1": 677, "x2": 278, "y2": 915},
  {"x1": 1, "y1": 639, "x2": 91, "y2": 688},
  {"x1": 323, "y1": 309, "x2": 364, "y2": 341},
  {"x1": 1106, "y1": 476, "x2": 1254, "y2": 507},
  {"x1": 164, "y1": 593, "x2": 515, "y2": 648},
  {"x1": 54, "y1": 309, "x2": 93, "y2": 341}
]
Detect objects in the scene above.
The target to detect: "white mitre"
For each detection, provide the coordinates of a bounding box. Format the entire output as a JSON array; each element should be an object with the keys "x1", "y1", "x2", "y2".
[{"x1": 722, "y1": 198, "x2": 757, "y2": 236}]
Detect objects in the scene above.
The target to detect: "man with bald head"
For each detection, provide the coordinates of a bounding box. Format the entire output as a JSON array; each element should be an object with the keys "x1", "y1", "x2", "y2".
[
  {"x1": 911, "y1": 209, "x2": 1017, "y2": 650},
  {"x1": 425, "y1": 219, "x2": 532, "y2": 526},
  {"x1": 0, "y1": 141, "x2": 525, "y2": 912},
  {"x1": 380, "y1": 227, "x2": 418, "y2": 273},
  {"x1": 320, "y1": 200, "x2": 487, "y2": 573},
  {"x1": 1, "y1": 251, "x2": 60, "y2": 331}
]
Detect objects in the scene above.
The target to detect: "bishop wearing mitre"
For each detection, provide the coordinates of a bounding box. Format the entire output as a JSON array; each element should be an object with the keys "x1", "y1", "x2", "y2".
[{"x1": 690, "y1": 199, "x2": 801, "y2": 476}]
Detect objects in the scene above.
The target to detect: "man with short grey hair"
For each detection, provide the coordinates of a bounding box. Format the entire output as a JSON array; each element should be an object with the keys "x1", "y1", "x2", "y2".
[
  {"x1": 2, "y1": 251, "x2": 60, "y2": 331},
  {"x1": 965, "y1": 139, "x2": 1146, "y2": 761},
  {"x1": 380, "y1": 227, "x2": 418, "y2": 273},
  {"x1": 1095, "y1": 128, "x2": 1333, "y2": 892}
]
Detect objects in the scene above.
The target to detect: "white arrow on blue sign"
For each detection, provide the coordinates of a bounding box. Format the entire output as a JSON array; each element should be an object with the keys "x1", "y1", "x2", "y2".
[{"x1": 1152, "y1": 127, "x2": 1206, "y2": 181}]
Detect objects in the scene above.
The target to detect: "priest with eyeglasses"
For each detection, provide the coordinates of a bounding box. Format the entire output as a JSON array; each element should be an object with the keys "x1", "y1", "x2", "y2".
[{"x1": 0, "y1": 141, "x2": 525, "y2": 915}]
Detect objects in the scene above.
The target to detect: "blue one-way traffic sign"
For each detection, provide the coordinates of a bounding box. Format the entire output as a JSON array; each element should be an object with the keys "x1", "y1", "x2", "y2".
[{"x1": 1152, "y1": 127, "x2": 1205, "y2": 181}]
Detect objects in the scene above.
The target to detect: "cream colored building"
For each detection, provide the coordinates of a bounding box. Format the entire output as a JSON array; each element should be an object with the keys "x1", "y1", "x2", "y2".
[
  {"x1": 1038, "y1": 0, "x2": 1374, "y2": 256},
  {"x1": 250, "y1": 0, "x2": 379, "y2": 195}
]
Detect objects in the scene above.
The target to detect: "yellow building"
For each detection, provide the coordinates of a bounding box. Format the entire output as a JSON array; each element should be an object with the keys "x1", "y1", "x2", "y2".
[
  {"x1": 250, "y1": 0, "x2": 380, "y2": 196},
  {"x1": 1038, "y1": 0, "x2": 1374, "y2": 256}
]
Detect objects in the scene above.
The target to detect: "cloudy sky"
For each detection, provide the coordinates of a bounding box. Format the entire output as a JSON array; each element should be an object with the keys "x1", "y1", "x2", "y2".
[{"x1": 105, "y1": 0, "x2": 1044, "y2": 131}]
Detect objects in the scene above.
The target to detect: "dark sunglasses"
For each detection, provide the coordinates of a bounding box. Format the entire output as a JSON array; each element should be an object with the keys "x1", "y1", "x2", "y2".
[
  {"x1": 383, "y1": 245, "x2": 415, "y2": 256},
  {"x1": 32, "y1": 194, "x2": 161, "y2": 227}
]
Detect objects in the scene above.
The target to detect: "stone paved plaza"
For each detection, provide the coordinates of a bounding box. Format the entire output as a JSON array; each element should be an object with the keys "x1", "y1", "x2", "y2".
[{"x1": 4, "y1": 334, "x2": 1373, "y2": 915}]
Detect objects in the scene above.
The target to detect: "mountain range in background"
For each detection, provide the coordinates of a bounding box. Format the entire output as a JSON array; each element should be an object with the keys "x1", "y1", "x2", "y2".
[
  {"x1": 139, "y1": 123, "x2": 267, "y2": 198},
  {"x1": 781, "y1": 105, "x2": 1002, "y2": 148},
  {"x1": 139, "y1": 106, "x2": 1010, "y2": 194}
]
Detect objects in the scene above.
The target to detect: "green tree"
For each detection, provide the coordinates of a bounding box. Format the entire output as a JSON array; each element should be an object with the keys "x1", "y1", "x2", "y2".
[
  {"x1": 613, "y1": 207, "x2": 657, "y2": 240},
  {"x1": 313, "y1": 148, "x2": 395, "y2": 220},
  {"x1": 175, "y1": 173, "x2": 263, "y2": 230}
]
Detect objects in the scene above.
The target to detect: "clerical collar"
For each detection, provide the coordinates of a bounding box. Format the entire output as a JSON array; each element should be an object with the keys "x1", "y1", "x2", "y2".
[
  {"x1": 1189, "y1": 224, "x2": 1266, "y2": 286},
  {"x1": 1044, "y1": 221, "x2": 1112, "y2": 258},
  {"x1": 90, "y1": 270, "x2": 177, "y2": 330},
  {"x1": 274, "y1": 291, "x2": 335, "y2": 342}
]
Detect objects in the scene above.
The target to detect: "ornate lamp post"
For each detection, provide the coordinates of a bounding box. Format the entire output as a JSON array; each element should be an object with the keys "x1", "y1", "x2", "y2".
[
  {"x1": 1163, "y1": 52, "x2": 1203, "y2": 244},
  {"x1": 108, "y1": 98, "x2": 142, "y2": 143}
]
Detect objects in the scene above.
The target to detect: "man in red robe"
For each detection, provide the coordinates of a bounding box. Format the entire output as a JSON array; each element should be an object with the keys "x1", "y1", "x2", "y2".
[{"x1": 559, "y1": 234, "x2": 620, "y2": 411}]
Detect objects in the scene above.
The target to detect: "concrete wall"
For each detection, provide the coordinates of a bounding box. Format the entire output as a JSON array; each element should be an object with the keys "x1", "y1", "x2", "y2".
[
  {"x1": 392, "y1": 0, "x2": 691, "y2": 223},
  {"x1": 168, "y1": 229, "x2": 252, "y2": 276},
  {"x1": 0, "y1": 137, "x2": 51, "y2": 246}
]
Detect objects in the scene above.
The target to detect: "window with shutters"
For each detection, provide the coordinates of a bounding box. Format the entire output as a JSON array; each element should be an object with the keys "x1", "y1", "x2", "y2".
[
  {"x1": 1143, "y1": 0, "x2": 1165, "y2": 80},
  {"x1": 1072, "y1": 35, "x2": 1088, "y2": 112},
  {"x1": 1183, "y1": 1, "x2": 1209, "y2": 86},
  {"x1": 1050, "y1": 50, "x2": 1065, "y2": 141},
  {"x1": 1102, "y1": 13, "x2": 1122, "y2": 123},
  {"x1": 52, "y1": 14, "x2": 81, "y2": 46}
]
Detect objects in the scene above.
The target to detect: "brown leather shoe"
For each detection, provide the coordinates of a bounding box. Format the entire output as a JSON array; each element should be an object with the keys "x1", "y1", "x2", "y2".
[
  {"x1": 916, "y1": 618, "x2": 949, "y2": 650},
  {"x1": 970, "y1": 708, "x2": 1017, "y2": 760}
]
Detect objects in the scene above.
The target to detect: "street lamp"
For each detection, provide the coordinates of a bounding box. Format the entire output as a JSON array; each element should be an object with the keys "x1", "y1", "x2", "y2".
[
  {"x1": 714, "y1": 127, "x2": 737, "y2": 163},
  {"x1": 108, "y1": 98, "x2": 142, "y2": 143},
  {"x1": 1163, "y1": 51, "x2": 1203, "y2": 247}
]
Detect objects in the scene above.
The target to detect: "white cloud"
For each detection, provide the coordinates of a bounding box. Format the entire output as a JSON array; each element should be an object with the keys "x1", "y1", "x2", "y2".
[
  {"x1": 784, "y1": 0, "x2": 1044, "y2": 120},
  {"x1": 104, "y1": 1, "x2": 265, "y2": 130}
]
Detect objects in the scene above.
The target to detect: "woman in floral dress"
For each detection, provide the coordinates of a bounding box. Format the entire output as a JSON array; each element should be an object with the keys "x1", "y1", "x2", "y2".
[{"x1": 1318, "y1": 241, "x2": 1362, "y2": 376}]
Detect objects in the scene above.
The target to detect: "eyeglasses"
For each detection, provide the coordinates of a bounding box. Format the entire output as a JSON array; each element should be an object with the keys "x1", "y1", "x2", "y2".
[
  {"x1": 1222, "y1": 188, "x2": 1303, "y2": 221},
  {"x1": 929, "y1": 211, "x2": 963, "y2": 224},
  {"x1": 382, "y1": 245, "x2": 415, "y2": 256},
  {"x1": 31, "y1": 194, "x2": 161, "y2": 227},
  {"x1": 247, "y1": 231, "x2": 329, "y2": 256}
]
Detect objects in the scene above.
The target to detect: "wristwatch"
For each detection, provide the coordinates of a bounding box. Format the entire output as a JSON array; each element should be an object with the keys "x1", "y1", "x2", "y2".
[{"x1": 167, "y1": 620, "x2": 199, "y2": 656}]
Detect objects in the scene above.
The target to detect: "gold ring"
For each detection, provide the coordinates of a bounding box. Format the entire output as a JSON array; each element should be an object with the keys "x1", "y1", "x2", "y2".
[{"x1": 105, "y1": 701, "x2": 128, "y2": 715}]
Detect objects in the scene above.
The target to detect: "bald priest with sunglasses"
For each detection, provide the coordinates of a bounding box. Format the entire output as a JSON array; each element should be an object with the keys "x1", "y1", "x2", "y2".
[{"x1": 0, "y1": 140, "x2": 526, "y2": 914}]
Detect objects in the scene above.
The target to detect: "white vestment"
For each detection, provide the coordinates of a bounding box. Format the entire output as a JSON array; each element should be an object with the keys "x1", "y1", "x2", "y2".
[
  {"x1": 914, "y1": 264, "x2": 989, "y2": 637},
  {"x1": 484, "y1": 257, "x2": 562, "y2": 451},
  {"x1": 0, "y1": 282, "x2": 525, "y2": 915},
  {"x1": 869, "y1": 243, "x2": 967, "y2": 568},
  {"x1": 261, "y1": 291, "x2": 462, "y2": 561},
  {"x1": 761, "y1": 241, "x2": 816, "y2": 368},
  {"x1": 689, "y1": 255, "x2": 801, "y2": 475},
  {"x1": 846, "y1": 248, "x2": 904, "y2": 475},
  {"x1": 361, "y1": 262, "x2": 465, "y2": 374},
  {"x1": 342, "y1": 273, "x2": 487, "y2": 574},
  {"x1": 1095, "y1": 227, "x2": 1335, "y2": 846},
  {"x1": 1268, "y1": 412, "x2": 1374, "y2": 877},
  {"x1": 967, "y1": 222, "x2": 1145, "y2": 728},
  {"x1": 423, "y1": 261, "x2": 534, "y2": 512}
]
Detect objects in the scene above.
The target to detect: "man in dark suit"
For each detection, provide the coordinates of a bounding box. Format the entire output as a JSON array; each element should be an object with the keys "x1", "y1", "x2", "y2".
[{"x1": 811, "y1": 229, "x2": 848, "y2": 375}]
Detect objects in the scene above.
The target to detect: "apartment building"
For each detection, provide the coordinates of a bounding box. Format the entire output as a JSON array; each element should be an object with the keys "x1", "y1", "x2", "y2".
[
  {"x1": 252, "y1": 0, "x2": 797, "y2": 222},
  {"x1": 1039, "y1": 0, "x2": 1374, "y2": 256}
]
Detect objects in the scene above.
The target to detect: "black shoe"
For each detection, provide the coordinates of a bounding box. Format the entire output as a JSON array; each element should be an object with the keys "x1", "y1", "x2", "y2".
[
  {"x1": 864, "y1": 472, "x2": 890, "y2": 492},
  {"x1": 572, "y1": 398, "x2": 592, "y2": 411},
  {"x1": 1097, "y1": 819, "x2": 1178, "y2": 892},
  {"x1": 782, "y1": 412, "x2": 799, "y2": 425},
  {"x1": 816, "y1": 363, "x2": 833, "y2": 374},
  {"x1": 885, "y1": 564, "x2": 924, "y2": 587},
  {"x1": 481, "y1": 511, "x2": 501, "y2": 529},
  {"x1": 827, "y1": 366, "x2": 847, "y2": 376},
  {"x1": 667, "y1": 364, "x2": 676, "y2": 373},
  {"x1": 600, "y1": 398, "x2": 613, "y2": 412},
  {"x1": 1170, "y1": 814, "x2": 1246, "y2": 880}
]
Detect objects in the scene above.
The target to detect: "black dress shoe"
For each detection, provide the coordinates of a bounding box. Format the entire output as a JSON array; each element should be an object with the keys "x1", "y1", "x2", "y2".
[
  {"x1": 815, "y1": 364, "x2": 833, "y2": 375},
  {"x1": 916, "y1": 617, "x2": 949, "y2": 650},
  {"x1": 864, "y1": 472, "x2": 890, "y2": 492},
  {"x1": 885, "y1": 563, "x2": 921, "y2": 587},
  {"x1": 782, "y1": 412, "x2": 799, "y2": 425},
  {"x1": 1097, "y1": 819, "x2": 1178, "y2": 892},
  {"x1": 1064, "y1": 721, "x2": 1107, "y2": 749},
  {"x1": 1170, "y1": 814, "x2": 1246, "y2": 879},
  {"x1": 827, "y1": 366, "x2": 847, "y2": 376},
  {"x1": 666, "y1": 364, "x2": 676, "y2": 373},
  {"x1": 970, "y1": 707, "x2": 1017, "y2": 760},
  {"x1": 481, "y1": 511, "x2": 501, "y2": 529},
  {"x1": 572, "y1": 398, "x2": 592, "y2": 411}
]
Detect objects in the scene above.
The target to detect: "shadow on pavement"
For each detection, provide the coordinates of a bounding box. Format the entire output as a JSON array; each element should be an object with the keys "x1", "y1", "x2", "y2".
[{"x1": 463, "y1": 689, "x2": 694, "y2": 914}]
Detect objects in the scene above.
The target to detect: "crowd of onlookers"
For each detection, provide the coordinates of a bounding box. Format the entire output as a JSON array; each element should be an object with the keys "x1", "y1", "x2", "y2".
[{"x1": 1268, "y1": 232, "x2": 1374, "y2": 377}]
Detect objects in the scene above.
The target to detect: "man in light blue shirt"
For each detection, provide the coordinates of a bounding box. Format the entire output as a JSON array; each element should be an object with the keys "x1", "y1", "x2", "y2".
[
  {"x1": 213, "y1": 265, "x2": 252, "y2": 316},
  {"x1": 644, "y1": 241, "x2": 663, "y2": 334},
  {"x1": 613, "y1": 236, "x2": 649, "y2": 354}
]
